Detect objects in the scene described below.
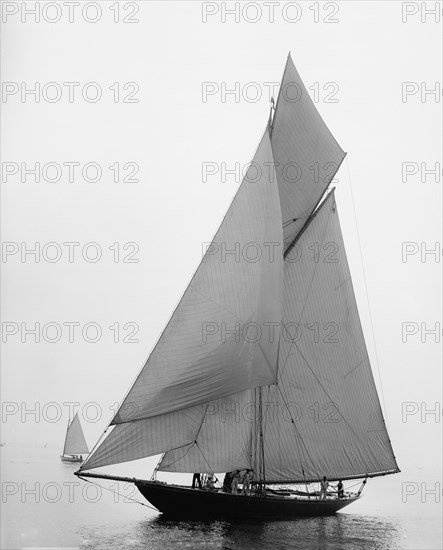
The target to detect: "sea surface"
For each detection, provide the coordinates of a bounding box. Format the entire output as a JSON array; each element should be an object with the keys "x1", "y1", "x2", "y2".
[{"x1": 2, "y1": 445, "x2": 441, "y2": 550}]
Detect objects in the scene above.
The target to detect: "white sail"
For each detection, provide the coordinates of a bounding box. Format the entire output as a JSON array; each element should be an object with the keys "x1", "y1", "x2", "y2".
[
  {"x1": 159, "y1": 191, "x2": 400, "y2": 480},
  {"x1": 81, "y1": 57, "x2": 398, "y2": 482},
  {"x1": 111, "y1": 129, "x2": 283, "y2": 424},
  {"x1": 271, "y1": 54, "x2": 345, "y2": 252},
  {"x1": 63, "y1": 413, "x2": 88, "y2": 455},
  {"x1": 82, "y1": 390, "x2": 259, "y2": 473},
  {"x1": 158, "y1": 387, "x2": 265, "y2": 475},
  {"x1": 260, "y1": 191, "x2": 398, "y2": 481},
  {"x1": 80, "y1": 402, "x2": 208, "y2": 470},
  {"x1": 81, "y1": 130, "x2": 284, "y2": 471},
  {"x1": 157, "y1": 193, "x2": 399, "y2": 481},
  {"x1": 159, "y1": 390, "x2": 256, "y2": 474}
]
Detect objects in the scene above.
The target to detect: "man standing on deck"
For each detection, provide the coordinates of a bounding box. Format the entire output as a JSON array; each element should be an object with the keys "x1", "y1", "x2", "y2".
[
  {"x1": 206, "y1": 475, "x2": 216, "y2": 490},
  {"x1": 231, "y1": 470, "x2": 241, "y2": 493},
  {"x1": 241, "y1": 470, "x2": 252, "y2": 494},
  {"x1": 337, "y1": 480, "x2": 344, "y2": 498},
  {"x1": 223, "y1": 472, "x2": 233, "y2": 492},
  {"x1": 192, "y1": 473, "x2": 202, "y2": 489},
  {"x1": 320, "y1": 476, "x2": 329, "y2": 500}
]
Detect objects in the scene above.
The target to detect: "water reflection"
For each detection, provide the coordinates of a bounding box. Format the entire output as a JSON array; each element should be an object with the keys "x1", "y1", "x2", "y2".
[{"x1": 141, "y1": 513, "x2": 402, "y2": 550}]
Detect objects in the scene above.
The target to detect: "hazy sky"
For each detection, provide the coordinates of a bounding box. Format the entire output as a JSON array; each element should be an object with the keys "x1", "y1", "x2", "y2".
[{"x1": 1, "y1": 0, "x2": 441, "y2": 483}]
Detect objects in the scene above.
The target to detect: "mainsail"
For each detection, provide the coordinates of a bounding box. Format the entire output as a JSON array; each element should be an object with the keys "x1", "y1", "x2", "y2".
[
  {"x1": 63, "y1": 413, "x2": 89, "y2": 456},
  {"x1": 261, "y1": 190, "x2": 398, "y2": 482},
  {"x1": 81, "y1": 55, "x2": 398, "y2": 481}
]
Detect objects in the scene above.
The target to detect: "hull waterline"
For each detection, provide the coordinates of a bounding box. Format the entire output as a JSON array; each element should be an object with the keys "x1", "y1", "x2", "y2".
[
  {"x1": 74, "y1": 472, "x2": 359, "y2": 518},
  {"x1": 136, "y1": 480, "x2": 359, "y2": 519},
  {"x1": 61, "y1": 455, "x2": 83, "y2": 463}
]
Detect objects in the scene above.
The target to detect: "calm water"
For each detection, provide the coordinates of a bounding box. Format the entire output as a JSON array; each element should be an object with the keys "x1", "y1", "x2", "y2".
[{"x1": 2, "y1": 446, "x2": 441, "y2": 549}]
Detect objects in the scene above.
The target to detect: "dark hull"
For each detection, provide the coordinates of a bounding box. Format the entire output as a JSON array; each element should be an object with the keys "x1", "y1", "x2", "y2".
[{"x1": 136, "y1": 481, "x2": 358, "y2": 519}]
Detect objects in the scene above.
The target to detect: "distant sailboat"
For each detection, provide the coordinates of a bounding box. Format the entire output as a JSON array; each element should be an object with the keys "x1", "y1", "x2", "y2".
[
  {"x1": 61, "y1": 413, "x2": 88, "y2": 463},
  {"x1": 75, "y1": 54, "x2": 399, "y2": 518}
]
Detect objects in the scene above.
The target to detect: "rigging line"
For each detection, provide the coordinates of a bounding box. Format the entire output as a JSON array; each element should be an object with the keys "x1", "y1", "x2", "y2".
[
  {"x1": 79, "y1": 425, "x2": 112, "y2": 469},
  {"x1": 260, "y1": 385, "x2": 282, "y2": 474},
  {"x1": 282, "y1": 217, "x2": 298, "y2": 228},
  {"x1": 345, "y1": 156, "x2": 389, "y2": 430},
  {"x1": 277, "y1": 385, "x2": 282, "y2": 473},
  {"x1": 297, "y1": 201, "x2": 334, "y2": 323},
  {"x1": 275, "y1": 322, "x2": 282, "y2": 384},
  {"x1": 195, "y1": 404, "x2": 210, "y2": 441},
  {"x1": 261, "y1": 385, "x2": 272, "y2": 433},
  {"x1": 283, "y1": 154, "x2": 346, "y2": 260},
  {"x1": 151, "y1": 453, "x2": 165, "y2": 479},
  {"x1": 78, "y1": 475, "x2": 159, "y2": 512},
  {"x1": 277, "y1": 191, "x2": 382, "y2": 453},
  {"x1": 159, "y1": 442, "x2": 196, "y2": 469},
  {"x1": 269, "y1": 52, "x2": 289, "y2": 139},
  {"x1": 249, "y1": 390, "x2": 254, "y2": 471},
  {"x1": 275, "y1": 384, "x2": 320, "y2": 478},
  {"x1": 194, "y1": 441, "x2": 219, "y2": 483},
  {"x1": 290, "y1": 339, "x2": 384, "y2": 461},
  {"x1": 257, "y1": 338, "x2": 283, "y2": 380},
  {"x1": 278, "y1": 322, "x2": 384, "y2": 465},
  {"x1": 258, "y1": 387, "x2": 266, "y2": 485},
  {"x1": 252, "y1": 388, "x2": 260, "y2": 473}
]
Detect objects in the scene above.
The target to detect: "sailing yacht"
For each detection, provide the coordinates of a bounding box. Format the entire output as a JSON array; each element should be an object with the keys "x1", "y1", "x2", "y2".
[
  {"x1": 61, "y1": 413, "x2": 88, "y2": 463},
  {"x1": 75, "y1": 54, "x2": 399, "y2": 517}
]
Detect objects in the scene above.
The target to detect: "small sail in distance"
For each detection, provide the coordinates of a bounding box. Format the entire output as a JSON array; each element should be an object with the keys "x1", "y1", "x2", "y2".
[{"x1": 61, "y1": 413, "x2": 88, "y2": 462}]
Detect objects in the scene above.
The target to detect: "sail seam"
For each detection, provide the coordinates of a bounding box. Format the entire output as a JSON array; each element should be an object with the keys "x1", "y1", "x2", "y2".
[{"x1": 275, "y1": 384, "x2": 320, "y2": 479}]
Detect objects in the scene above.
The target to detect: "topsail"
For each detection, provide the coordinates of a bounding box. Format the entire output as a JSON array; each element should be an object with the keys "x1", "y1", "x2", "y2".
[
  {"x1": 270, "y1": 55, "x2": 345, "y2": 251},
  {"x1": 81, "y1": 54, "x2": 398, "y2": 482}
]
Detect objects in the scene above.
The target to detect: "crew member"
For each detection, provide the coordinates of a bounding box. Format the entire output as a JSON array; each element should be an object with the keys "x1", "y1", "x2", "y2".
[
  {"x1": 337, "y1": 480, "x2": 344, "y2": 499},
  {"x1": 320, "y1": 476, "x2": 329, "y2": 500},
  {"x1": 192, "y1": 473, "x2": 202, "y2": 489}
]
